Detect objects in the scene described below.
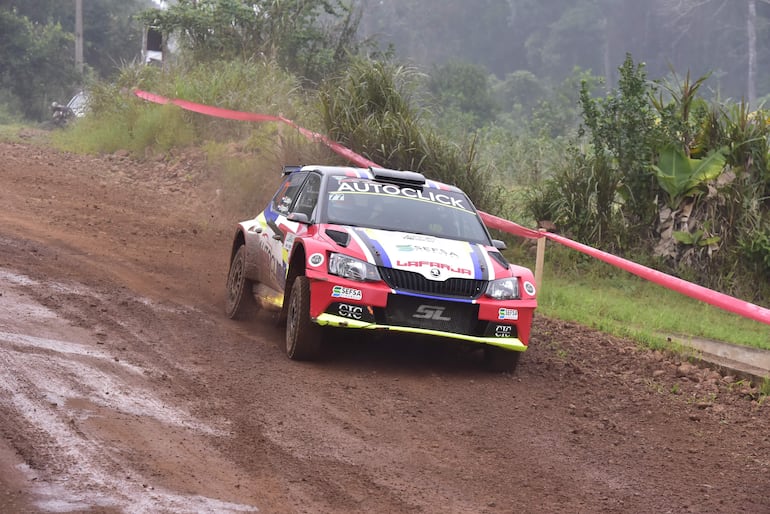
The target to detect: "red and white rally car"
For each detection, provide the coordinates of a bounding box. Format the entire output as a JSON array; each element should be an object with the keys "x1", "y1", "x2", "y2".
[{"x1": 225, "y1": 165, "x2": 537, "y2": 371}]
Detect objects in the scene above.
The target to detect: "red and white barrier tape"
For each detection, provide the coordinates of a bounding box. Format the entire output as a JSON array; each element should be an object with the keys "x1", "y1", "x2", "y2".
[{"x1": 133, "y1": 89, "x2": 378, "y2": 168}]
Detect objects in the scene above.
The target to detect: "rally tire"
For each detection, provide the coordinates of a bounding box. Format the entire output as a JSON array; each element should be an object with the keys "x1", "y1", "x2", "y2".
[
  {"x1": 285, "y1": 276, "x2": 322, "y2": 361},
  {"x1": 484, "y1": 346, "x2": 521, "y2": 373},
  {"x1": 225, "y1": 245, "x2": 258, "y2": 320}
]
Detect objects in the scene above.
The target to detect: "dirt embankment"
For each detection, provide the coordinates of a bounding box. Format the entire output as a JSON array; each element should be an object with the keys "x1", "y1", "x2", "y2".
[{"x1": 0, "y1": 137, "x2": 768, "y2": 513}]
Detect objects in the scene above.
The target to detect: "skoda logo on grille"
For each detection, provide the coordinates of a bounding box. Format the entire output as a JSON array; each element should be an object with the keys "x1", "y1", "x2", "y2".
[{"x1": 430, "y1": 267, "x2": 441, "y2": 278}]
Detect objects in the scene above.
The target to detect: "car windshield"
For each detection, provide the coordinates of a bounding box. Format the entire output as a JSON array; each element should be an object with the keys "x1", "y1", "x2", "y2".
[
  {"x1": 66, "y1": 91, "x2": 89, "y2": 117},
  {"x1": 324, "y1": 178, "x2": 491, "y2": 244}
]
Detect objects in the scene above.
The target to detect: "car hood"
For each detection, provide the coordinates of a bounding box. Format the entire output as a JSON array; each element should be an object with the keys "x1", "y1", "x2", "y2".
[{"x1": 340, "y1": 226, "x2": 502, "y2": 281}]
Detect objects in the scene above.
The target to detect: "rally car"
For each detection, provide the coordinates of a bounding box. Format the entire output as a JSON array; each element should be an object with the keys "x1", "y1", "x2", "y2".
[{"x1": 224, "y1": 165, "x2": 537, "y2": 371}]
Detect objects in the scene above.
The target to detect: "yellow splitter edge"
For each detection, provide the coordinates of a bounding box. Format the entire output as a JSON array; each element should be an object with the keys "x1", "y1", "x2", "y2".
[{"x1": 315, "y1": 313, "x2": 527, "y2": 351}]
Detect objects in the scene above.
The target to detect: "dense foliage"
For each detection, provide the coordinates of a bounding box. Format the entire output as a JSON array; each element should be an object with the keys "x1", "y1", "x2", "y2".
[
  {"x1": 0, "y1": 9, "x2": 78, "y2": 120},
  {"x1": 0, "y1": 0, "x2": 152, "y2": 120},
  {"x1": 136, "y1": 0, "x2": 366, "y2": 84},
  {"x1": 527, "y1": 56, "x2": 770, "y2": 300}
]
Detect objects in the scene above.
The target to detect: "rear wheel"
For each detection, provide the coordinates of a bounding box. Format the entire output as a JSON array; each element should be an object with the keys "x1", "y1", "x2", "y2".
[
  {"x1": 285, "y1": 276, "x2": 322, "y2": 360},
  {"x1": 225, "y1": 245, "x2": 257, "y2": 320},
  {"x1": 484, "y1": 346, "x2": 521, "y2": 373}
]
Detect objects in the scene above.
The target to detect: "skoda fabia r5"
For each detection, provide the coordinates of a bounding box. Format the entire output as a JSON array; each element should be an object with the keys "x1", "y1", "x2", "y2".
[{"x1": 225, "y1": 165, "x2": 537, "y2": 371}]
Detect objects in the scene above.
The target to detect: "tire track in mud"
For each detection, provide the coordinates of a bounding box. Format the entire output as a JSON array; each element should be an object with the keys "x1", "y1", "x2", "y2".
[{"x1": 0, "y1": 268, "x2": 259, "y2": 513}]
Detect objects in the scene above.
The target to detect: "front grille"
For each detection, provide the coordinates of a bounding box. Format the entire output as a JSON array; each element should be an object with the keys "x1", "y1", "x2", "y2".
[
  {"x1": 384, "y1": 295, "x2": 479, "y2": 334},
  {"x1": 378, "y1": 267, "x2": 487, "y2": 299}
]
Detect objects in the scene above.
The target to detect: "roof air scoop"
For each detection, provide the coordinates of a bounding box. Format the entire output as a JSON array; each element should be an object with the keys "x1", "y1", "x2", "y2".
[{"x1": 370, "y1": 167, "x2": 426, "y2": 187}]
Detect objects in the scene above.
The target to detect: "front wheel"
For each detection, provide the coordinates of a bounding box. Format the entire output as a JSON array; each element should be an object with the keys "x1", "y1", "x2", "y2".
[
  {"x1": 225, "y1": 245, "x2": 257, "y2": 320},
  {"x1": 484, "y1": 346, "x2": 521, "y2": 373},
  {"x1": 285, "y1": 276, "x2": 322, "y2": 361}
]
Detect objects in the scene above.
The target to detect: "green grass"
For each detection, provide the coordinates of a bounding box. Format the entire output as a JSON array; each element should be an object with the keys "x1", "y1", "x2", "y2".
[
  {"x1": 0, "y1": 123, "x2": 55, "y2": 144},
  {"x1": 0, "y1": 124, "x2": 26, "y2": 140},
  {"x1": 531, "y1": 252, "x2": 770, "y2": 351}
]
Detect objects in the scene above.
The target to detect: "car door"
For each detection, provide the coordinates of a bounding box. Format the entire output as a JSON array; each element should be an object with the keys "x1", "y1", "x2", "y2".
[
  {"x1": 257, "y1": 171, "x2": 308, "y2": 290},
  {"x1": 274, "y1": 173, "x2": 322, "y2": 284},
  {"x1": 259, "y1": 171, "x2": 323, "y2": 292}
]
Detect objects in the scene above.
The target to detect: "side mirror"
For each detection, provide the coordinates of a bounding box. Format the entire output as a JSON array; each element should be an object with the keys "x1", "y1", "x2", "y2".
[
  {"x1": 288, "y1": 212, "x2": 310, "y2": 224},
  {"x1": 492, "y1": 239, "x2": 507, "y2": 251}
]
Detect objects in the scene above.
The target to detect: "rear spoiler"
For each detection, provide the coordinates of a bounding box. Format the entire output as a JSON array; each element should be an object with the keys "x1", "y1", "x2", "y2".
[{"x1": 282, "y1": 165, "x2": 303, "y2": 175}]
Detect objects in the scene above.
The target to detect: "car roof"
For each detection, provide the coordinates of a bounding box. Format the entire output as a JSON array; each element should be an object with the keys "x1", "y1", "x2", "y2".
[{"x1": 283, "y1": 165, "x2": 464, "y2": 193}]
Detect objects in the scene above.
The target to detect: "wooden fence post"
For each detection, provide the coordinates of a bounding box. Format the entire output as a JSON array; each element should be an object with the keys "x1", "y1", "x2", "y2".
[{"x1": 535, "y1": 229, "x2": 546, "y2": 288}]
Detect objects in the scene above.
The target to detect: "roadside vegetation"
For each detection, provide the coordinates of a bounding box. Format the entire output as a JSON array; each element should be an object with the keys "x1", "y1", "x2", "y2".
[
  {"x1": 513, "y1": 246, "x2": 770, "y2": 351},
  {"x1": 2, "y1": 0, "x2": 768, "y2": 350}
]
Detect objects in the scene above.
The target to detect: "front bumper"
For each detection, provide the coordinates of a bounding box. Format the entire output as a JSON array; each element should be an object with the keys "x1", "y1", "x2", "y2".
[
  {"x1": 315, "y1": 312, "x2": 528, "y2": 350},
  {"x1": 307, "y1": 275, "x2": 535, "y2": 350}
]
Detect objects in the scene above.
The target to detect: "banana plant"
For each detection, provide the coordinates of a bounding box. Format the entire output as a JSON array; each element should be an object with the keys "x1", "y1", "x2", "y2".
[
  {"x1": 652, "y1": 145, "x2": 727, "y2": 209},
  {"x1": 673, "y1": 227, "x2": 721, "y2": 247}
]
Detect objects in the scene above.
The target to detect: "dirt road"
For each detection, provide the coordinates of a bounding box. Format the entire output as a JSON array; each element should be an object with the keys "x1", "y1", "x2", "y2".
[{"x1": 0, "y1": 137, "x2": 768, "y2": 513}]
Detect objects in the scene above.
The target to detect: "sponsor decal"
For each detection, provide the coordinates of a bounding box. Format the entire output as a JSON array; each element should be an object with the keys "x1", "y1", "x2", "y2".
[
  {"x1": 498, "y1": 308, "x2": 519, "y2": 321},
  {"x1": 283, "y1": 232, "x2": 296, "y2": 252},
  {"x1": 395, "y1": 244, "x2": 460, "y2": 258},
  {"x1": 402, "y1": 234, "x2": 435, "y2": 242},
  {"x1": 396, "y1": 260, "x2": 472, "y2": 276},
  {"x1": 258, "y1": 234, "x2": 271, "y2": 253},
  {"x1": 495, "y1": 325, "x2": 513, "y2": 338},
  {"x1": 338, "y1": 303, "x2": 363, "y2": 320},
  {"x1": 523, "y1": 281, "x2": 536, "y2": 296},
  {"x1": 413, "y1": 305, "x2": 452, "y2": 321},
  {"x1": 331, "y1": 285, "x2": 363, "y2": 300},
  {"x1": 259, "y1": 234, "x2": 283, "y2": 279},
  {"x1": 308, "y1": 253, "x2": 324, "y2": 267},
  {"x1": 335, "y1": 181, "x2": 468, "y2": 210}
]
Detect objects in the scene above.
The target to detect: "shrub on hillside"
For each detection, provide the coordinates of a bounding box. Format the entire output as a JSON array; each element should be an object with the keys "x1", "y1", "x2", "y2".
[{"x1": 318, "y1": 58, "x2": 501, "y2": 213}]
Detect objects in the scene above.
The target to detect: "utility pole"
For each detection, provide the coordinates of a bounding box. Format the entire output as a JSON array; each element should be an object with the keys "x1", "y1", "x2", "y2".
[
  {"x1": 747, "y1": 0, "x2": 757, "y2": 106},
  {"x1": 75, "y1": 0, "x2": 84, "y2": 74}
]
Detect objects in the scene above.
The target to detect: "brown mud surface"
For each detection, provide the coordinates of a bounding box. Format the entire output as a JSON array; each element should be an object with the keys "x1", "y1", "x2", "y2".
[{"x1": 0, "y1": 137, "x2": 769, "y2": 513}]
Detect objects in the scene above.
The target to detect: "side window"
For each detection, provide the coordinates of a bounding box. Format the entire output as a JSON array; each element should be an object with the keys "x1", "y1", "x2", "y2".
[
  {"x1": 271, "y1": 171, "x2": 308, "y2": 215},
  {"x1": 292, "y1": 173, "x2": 321, "y2": 219}
]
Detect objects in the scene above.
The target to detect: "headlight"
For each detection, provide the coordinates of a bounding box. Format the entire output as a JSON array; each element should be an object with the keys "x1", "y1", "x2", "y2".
[
  {"x1": 485, "y1": 277, "x2": 520, "y2": 300},
  {"x1": 328, "y1": 253, "x2": 381, "y2": 281}
]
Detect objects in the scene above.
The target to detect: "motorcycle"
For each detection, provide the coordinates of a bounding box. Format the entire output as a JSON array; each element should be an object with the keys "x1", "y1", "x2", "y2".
[{"x1": 50, "y1": 101, "x2": 75, "y2": 127}]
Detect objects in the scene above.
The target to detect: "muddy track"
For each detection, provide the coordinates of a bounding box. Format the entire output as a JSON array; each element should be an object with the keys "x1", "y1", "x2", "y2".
[{"x1": 0, "y1": 138, "x2": 768, "y2": 513}]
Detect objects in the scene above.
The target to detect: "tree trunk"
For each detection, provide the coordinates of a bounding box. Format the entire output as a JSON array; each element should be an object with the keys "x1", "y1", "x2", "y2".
[
  {"x1": 75, "y1": 0, "x2": 84, "y2": 74},
  {"x1": 602, "y1": 17, "x2": 612, "y2": 89}
]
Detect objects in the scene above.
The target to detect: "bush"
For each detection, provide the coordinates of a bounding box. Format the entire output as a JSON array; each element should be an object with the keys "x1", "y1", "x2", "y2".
[
  {"x1": 579, "y1": 55, "x2": 661, "y2": 243},
  {"x1": 318, "y1": 57, "x2": 500, "y2": 212},
  {"x1": 525, "y1": 147, "x2": 624, "y2": 249},
  {"x1": 427, "y1": 60, "x2": 498, "y2": 128},
  {"x1": 58, "y1": 59, "x2": 311, "y2": 156},
  {"x1": 0, "y1": 90, "x2": 23, "y2": 125}
]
